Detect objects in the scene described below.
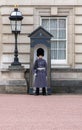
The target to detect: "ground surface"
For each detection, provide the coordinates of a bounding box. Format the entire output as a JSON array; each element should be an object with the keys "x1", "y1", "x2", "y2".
[{"x1": 0, "y1": 94, "x2": 82, "y2": 130}]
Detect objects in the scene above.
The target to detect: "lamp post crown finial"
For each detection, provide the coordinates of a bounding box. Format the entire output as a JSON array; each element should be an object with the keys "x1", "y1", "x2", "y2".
[
  {"x1": 14, "y1": 5, "x2": 18, "y2": 8},
  {"x1": 14, "y1": 5, "x2": 18, "y2": 11}
]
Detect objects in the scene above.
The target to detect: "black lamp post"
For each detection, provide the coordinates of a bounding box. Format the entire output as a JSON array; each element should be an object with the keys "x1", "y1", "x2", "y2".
[{"x1": 9, "y1": 7, "x2": 23, "y2": 66}]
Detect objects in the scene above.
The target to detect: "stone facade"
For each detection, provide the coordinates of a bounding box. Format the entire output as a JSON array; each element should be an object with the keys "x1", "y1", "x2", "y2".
[{"x1": 0, "y1": 0, "x2": 82, "y2": 93}]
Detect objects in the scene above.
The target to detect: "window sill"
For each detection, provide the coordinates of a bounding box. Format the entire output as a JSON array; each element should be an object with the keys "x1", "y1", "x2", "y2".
[{"x1": 51, "y1": 64, "x2": 71, "y2": 69}]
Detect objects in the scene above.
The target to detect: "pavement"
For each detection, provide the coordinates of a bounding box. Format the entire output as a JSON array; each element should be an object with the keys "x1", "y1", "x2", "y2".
[{"x1": 0, "y1": 94, "x2": 82, "y2": 130}]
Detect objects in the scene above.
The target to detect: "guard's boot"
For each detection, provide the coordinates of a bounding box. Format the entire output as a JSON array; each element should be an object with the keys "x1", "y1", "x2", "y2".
[
  {"x1": 42, "y1": 87, "x2": 46, "y2": 95},
  {"x1": 35, "y1": 88, "x2": 39, "y2": 95}
]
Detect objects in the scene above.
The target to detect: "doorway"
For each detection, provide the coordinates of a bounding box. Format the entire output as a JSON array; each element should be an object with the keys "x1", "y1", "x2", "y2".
[{"x1": 34, "y1": 44, "x2": 47, "y2": 62}]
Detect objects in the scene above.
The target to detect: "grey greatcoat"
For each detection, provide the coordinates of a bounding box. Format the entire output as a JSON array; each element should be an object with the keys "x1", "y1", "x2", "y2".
[{"x1": 33, "y1": 58, "x2": 47, "y2": 88}]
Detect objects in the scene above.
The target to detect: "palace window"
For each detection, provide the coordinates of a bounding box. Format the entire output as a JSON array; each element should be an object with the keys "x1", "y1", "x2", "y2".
[{"x1": 41, "y1": 17, "x2": 67, "y2": 64}]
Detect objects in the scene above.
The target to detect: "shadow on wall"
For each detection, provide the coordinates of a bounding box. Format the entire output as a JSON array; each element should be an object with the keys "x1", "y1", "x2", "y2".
[{"x1": 24, "y1": 69, "x2": 30, "y2": 93}]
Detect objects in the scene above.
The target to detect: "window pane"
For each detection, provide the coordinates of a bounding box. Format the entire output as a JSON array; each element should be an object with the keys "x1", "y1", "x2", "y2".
[
  {"x1": 51, "y1": 50, "x2": 57, "y2": 59},
  {"x1": 59, "y1": 30, "x2": 66, "y2": 39},
  {"x1": 51, "y1": 41, "x2": 57, "y2": 49},
  {"x1": 10, "y1": 21, "x2": 15, "y2": 31},
  {"x1": 17, "y1": 21, "x2": 21, "y2": 31},
  {"x1": 51, "y1": 42, "x2": 57, "y2": 59},
  {"x1": 50, "y1": 19, "x2": 57, "y2": 28},
  {"x1": 58, "y1": 50, "x2": 66, "y2": 59},
  {"x1": 50, "y1": 30, "x2": 57, "y2": 39},
  {"x1": 42, "y1": 19, "x2": 49, "y2": 30},
  {"x1": 58, "y1": 41, "x2": 66, "y2": 49},
  {"x1": 59, "y1": 19, "x2": 66, "y2": 28}
]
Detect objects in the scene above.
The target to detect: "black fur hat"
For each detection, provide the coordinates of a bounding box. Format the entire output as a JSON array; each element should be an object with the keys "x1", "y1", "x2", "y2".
[{"x1": 37, "y1": 48, "x2": 44, "y2": 56}]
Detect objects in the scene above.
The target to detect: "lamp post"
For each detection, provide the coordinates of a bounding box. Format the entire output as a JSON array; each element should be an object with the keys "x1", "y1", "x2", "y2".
[{"x1": 9, "y1": 7, "x2": 23, "y2": 66}]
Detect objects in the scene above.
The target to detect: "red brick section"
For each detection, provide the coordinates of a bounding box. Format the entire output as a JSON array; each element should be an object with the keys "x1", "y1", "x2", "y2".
[{"x1": 0, "y1": 94, "x2": 82, "y2": 130}]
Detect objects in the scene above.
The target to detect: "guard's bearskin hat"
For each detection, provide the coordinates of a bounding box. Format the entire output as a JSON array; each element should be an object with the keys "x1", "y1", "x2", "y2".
[{"x1": 37, "y1": 48, "x2": 44, "y2": 56}]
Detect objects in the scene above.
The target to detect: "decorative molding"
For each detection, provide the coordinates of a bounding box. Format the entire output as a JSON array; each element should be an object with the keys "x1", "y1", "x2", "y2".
[{"x1": 51, "y1": 68, "x2": 82, "y2": 72}]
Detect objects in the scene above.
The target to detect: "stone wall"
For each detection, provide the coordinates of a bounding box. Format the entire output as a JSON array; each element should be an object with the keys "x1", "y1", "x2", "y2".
[
  {"x1": 51, "y1": 68, "x2": 82, "y2": 93},
  {"x1": 0, "y1": 1, "x2": 82, "y2": 93}
]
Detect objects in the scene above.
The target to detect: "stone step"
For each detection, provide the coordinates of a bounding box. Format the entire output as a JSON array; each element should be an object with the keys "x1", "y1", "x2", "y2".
[{"x1": 0, "y1": 80, "x2": 27, "y2": 94}]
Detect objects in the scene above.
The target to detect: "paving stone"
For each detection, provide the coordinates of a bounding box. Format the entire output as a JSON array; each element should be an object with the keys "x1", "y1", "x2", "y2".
[{"x1": 0, "y1": 94, "x2": 82, "y2": 130}]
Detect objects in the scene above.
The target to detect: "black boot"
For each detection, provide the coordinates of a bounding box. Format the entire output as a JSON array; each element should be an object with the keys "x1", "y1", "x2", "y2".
[
  {"x1": 35, "y1": 88, "x2": 39, "y2": 95},
  {"x1": 42, "y1": 87, "x2": 46, "y2": 95}
]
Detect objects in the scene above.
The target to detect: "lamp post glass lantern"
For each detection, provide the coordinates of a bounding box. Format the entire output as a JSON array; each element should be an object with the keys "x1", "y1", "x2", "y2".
[{"x1": 9, "y1": 7, "x2": 23, "y2": 66}]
